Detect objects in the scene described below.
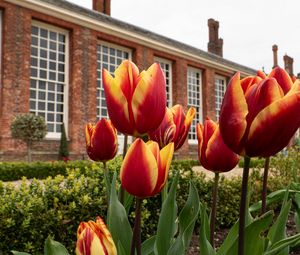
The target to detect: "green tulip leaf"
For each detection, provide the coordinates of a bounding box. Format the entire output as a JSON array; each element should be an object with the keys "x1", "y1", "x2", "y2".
[
  {"x1": 142, "y1": 236, "x2": 156, "y2": 255},
  {"x1": 266, "y1": 198, "x2": 292, "y2": 255},
  {"x1": 154, "y1": 172, "x2": 179, "y2": 255},
  {"x1": 167, "y1": 181, "x2": 200, "y2": 255},
  {"x1": 123, "y1": 190, "x2": 134, "y2": 215},
  {"x1": 293, "y1": 193, "x2": 300, "y2": 232},
  {"x1": 199, "y1": 202, "x2": 216, "y2": 255},
  {"x1": 11, "y1": 252, "x2": 31, "y2": 255},
  {"x1": 107, "y1": 172, "x2": 132, "y2": 255},
  {"x1": 217, "y1": 211, "x2": 274, "y2": 255},
  {"x1": 117, "y1": 241, "x2": 127, "y2": 255},
  {"x1": 44, "y1": 236, "x2": 69, "y2": 255},
  {"x1": 264, "y1": 233, "x2": 300, "y2": 255}
]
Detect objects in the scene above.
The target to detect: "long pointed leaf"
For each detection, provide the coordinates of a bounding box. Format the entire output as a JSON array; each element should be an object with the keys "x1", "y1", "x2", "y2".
[
  {"x1": 142, "y1": 236, "x2": 156, "y2": 255},
  {"x1": 266, "y1": 199, "x2": 292, "y2": 255},
  {"x1": 264, "y1": 233, "x2": 300, "y2": 255},
  {"x1": 199, "y1": 202, "x2": 216, "y2": 255},
  {"x1": 154, "y1": 173, "x2": 179, "y2": 255},
  {"x1": 167, "y1": 181, "x2": 200, "y2": 255},
  {"x1": 107, "y1": 173, "x2": 132, "y2": 255},
  {"x1": 11, "y1": 252, "x2": 31, "y2": 255}
]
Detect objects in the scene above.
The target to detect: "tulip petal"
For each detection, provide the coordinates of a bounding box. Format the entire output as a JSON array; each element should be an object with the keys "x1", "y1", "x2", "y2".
[
  {"x1": 102, "y1": 68, "x2": 133, "y2": 135},
  {"x1": 85, "y1": 124, "x2": 94, "y2": 147},
  {"x1": 76, "y1": 228, "x2": 94, "y2": 255},
  {"x1": 245, "y1": 78, "x2": 284, "y2": 125},
  {"x1": 247, "y1": 81, "x2": 300, "y2": 157},
  {"x1": 268, "y1": 67, "x2": 293, "y2": 94},
  {"x1": 240, "y1": 76, "x2": 262, "y2": 93},
  {"x1": 219, "y1": 72, "x2": 248, "y2": 155},
  {"x1": 120, "y1": 139, "x2": 158, "y2": 198},
  {"x1": 204, "y1": 126, "x2": 239, "y2": 172},
  {"x1": 132, "y1": 63, "x2": 167, "y2": 134},
  {"x1": 152, "y1": 142, "x2": 174, "y2": 195}
]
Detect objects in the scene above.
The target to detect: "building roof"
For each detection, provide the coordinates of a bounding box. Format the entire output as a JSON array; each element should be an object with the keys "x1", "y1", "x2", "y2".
[{"x1": 14, "y1": 0, "x2": 257, "y2": 75}]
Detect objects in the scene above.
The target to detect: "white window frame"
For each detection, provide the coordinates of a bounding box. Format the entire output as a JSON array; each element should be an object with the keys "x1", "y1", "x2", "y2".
[
  {"x1": 96, "y1": 41, "x2": 132, "y2": 153},
  {"x1": 215, "y1": 75, "x2": 227, "y2": 121},
  {"x1": 30, "y1": 20, "x2": 69, "y2": 139},
  {"x1": 154, "y1": 57, "x2": 173, "y2": 107},
  {"x1": 187, "y1": 67, "x2": 203, "y2": 144}
]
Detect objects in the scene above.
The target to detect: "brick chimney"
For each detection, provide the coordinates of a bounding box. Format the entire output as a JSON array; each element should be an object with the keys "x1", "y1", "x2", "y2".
[
  {"x1": 207, "y1": 18, "x2": 223, "y2": 57},
  {"x1": 283, "y1": 54, "x2": 294, "y2": 76},
  {"x1": 272, "y1": 44, "x2": 278, "y2": 68},
  {"x1": 93, "y1": 0, "x2": 111, "y2": 15}
]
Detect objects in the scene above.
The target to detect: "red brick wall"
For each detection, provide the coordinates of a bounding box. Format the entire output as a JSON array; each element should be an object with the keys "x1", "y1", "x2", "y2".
[{"x1": 0, "y1": 1, "x2": 233, "y2": 161}]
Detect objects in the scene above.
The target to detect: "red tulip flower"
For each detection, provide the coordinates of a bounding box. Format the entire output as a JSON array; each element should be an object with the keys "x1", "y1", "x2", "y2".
[
  {"x1": 219, "y1": 67, "x2": 300, "y2": 157},
  {"x1": 149, "y1": 105, "x2": 196, "y2": 151},
  {"x1": 120, "y1": 138, "x2": 174, "y2": 198},
  {"x1": 76, "y1": 217, "x2": 117, "y2": 255},
  {"x1": 85, "y1": 118, "x2": 118, "y2": 162},
  {"x1": 197, "y1": 118, "x2": 239, "y2": 172},
  {"x1": 103, "y1": 60, "x2": 167, "y2": 137}
]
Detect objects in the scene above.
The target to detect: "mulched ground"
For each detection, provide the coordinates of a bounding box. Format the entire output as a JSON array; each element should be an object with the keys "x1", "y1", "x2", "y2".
[{"x1": 187, "y1": 213, "x2": 300, "y2": 255}]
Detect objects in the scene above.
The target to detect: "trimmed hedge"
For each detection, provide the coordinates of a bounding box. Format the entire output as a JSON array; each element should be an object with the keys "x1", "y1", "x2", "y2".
[
  {"x1": 0, "y1": 154, "x2": 296, "y2": 254},
  {"x1": 0, "y1": 160, "x2": 93, "y2": 181}
]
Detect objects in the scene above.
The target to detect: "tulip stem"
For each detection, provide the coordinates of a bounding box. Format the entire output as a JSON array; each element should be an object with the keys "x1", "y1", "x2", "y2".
[
  {"x1": 130, "y1": 197, "x2": 142, "y2": 255},
  {"x1": 261, "y1": 157, "x2": 270, "y2": 214},
  {"x1": 103, "y1": 162, "x2": 111, "y2": 204},
  {"x1": 238, "y1": 156, "x2": 251, "y2": 255},
  {"x1": 210, "y1": 172, "x2": 219, "y2": 248},
  {"x1": 119, "y1": 135, "x2": 128, "y2": 204}
]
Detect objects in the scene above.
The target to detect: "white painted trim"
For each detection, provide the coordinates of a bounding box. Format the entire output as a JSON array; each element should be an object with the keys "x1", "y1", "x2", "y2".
[
  {"x1": 154, "y1": 57, "x2": 173, "y2": 107},
  {"x1": 30, "y1": 20, "x2": 69, "y2": 139},
  {"x1": 6, "y1": 0, "x2": 254, "y2": 76}
]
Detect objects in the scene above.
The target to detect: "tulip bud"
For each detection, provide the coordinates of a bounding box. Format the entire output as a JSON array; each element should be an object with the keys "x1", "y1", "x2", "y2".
[
  {"x1": 76, "y1": 217, "x2": 117, "y2": 255},
  {"x1": 103, "y1": 60, "x2": 167, "y2": 137},
  {"x1": 149, "y1": 105, "x2": 196, "y2": 151},
  {"x1": 120, "y1": 138, "x2": 174, "y2": 198},
  {"x1": 85, "y1": 118, "x2": 118, "y2": 162},
  {"x1": 219, "y1": 67, "x2": 300, "y2": 157},
  {"x1": 197, "y1": 118, "x2": 239, "y2": 172}
]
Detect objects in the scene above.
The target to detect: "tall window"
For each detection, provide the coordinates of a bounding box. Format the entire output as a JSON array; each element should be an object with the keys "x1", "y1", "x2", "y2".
[
  {"x1": 96, "y1": 41, "x2": 131, "y2": 119},
  {"x1": 154, "y1": 57, "x2": 172, "y2": 107},
  {"x1": 215, "y1": 75, "x2": 227, "y2": 120},
  {"x1": 187, "y1": 67, "x2": 202, "y2": 143},
  {"x1": 30, "y1": 21, "x2": 69, "y2": 139}
]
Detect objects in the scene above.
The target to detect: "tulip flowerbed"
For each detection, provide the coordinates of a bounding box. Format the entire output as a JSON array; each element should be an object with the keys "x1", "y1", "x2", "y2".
[{"x1": 10, "y1": 61, "x2": 300, "y2": 255}]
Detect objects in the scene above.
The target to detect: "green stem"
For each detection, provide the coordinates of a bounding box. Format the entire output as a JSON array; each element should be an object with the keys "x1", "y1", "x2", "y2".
[
  {"x1": 210, "y1": 172, "x2": 219, "y2": 248},
  {"x1": 119, "y1": 135, "x2": 128, "y2": 204},
  {"x1": 238, "y1": 156, "x2": 251, "y2": 255},
  {"x1": 130, "y1": 198, "x2": 142, "y2": 255},
  {"x1": 261, "y1": 157, "x2": 270, "y2": 215},
  {"x1": 103, "y1": 162, "x2": 111, "y2": 204}
]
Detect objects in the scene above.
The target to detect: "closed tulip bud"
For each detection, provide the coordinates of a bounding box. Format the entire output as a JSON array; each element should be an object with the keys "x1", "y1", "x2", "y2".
[
  {"x1": 103, "y1": 60, "x2": 167, "y2": 137},
  {"x1": 197, "y1": 118, "x2": 239, "y2": 172},
  {"x1": 85, "y1": 118, "x2": 118, "y2": 162},
  {"x1": 120, "y1": 138, "x2": 174, "y2": 198},
  {"x1": 76, "y1": 217, "x2": 117, "y2": 255},
  {"x1": 219, "y1": 67, "x2": 300, "y2": 157},
  {"x1": 149, "y1": 105, "x2": 196, "y2": 151}
]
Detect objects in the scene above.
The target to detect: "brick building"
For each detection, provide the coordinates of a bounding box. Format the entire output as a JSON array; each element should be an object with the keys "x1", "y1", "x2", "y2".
[{"x1": 0, "y1": 0, "x2": 257, "y2": 161}]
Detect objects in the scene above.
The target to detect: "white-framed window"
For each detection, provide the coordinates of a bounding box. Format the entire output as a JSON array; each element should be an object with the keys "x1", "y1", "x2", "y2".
[
  {"x1": 96, "y1": 41, "x2": 131, "y2": 119},
  {"x1": 97, "y1": 41, "x2": 132, "y2": 153},
  {"x1": 154, "y1": 57, "x2": 172, "y2": 107},
  {"x1": 30, "y1": 21, "x2": 69, "y2": 139},
  {"x1": 187, "y1": 67, "x2": 202, "y2": 144},
  {"x1": 215, "y1": 75, "x2": 227, "y2": 120}
]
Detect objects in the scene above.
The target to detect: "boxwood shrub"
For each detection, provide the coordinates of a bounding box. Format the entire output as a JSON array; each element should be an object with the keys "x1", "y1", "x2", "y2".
[{"x1": 0, "y1": 155, "x2": 295, "y2": 254}]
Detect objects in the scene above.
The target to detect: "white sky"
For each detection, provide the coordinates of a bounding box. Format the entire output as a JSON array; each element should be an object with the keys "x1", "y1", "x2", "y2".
[{"x1": 67, "y1": 0, "x2": 300, "y2": 75}]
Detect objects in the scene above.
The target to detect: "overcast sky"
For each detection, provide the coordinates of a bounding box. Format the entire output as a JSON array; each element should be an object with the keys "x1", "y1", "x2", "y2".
[{"x1": 68, "y1": 0, "x2": 300, "y2": 75}]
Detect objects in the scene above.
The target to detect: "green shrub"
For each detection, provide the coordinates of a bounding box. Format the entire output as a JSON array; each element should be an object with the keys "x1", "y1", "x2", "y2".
[{"x1": 0, "y1": 160, "x2": 93, "y2": 181}]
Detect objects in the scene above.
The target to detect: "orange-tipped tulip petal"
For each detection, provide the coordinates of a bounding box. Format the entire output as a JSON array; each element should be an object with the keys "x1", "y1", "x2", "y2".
[
  {"x1": 85, "y1": 118, "x2": 118, "y2": 162},
  {"x1": 120, "y1": 138, "x2": 174, "y2": 198},
  {"x1": 219, "y1": 67, "x2": 300, "y2": 157},
  {"x1": 197, "y1": 119, "x2": 239, "y2": 173},
  {"x1": 76, "y1": 217, "x2": 117, "y2": 255},
  {"x1": 149, "y1": 104, "x2": 196, "y2": 151},
  {"x1": 103, "y1": 60, "x2": 167, "y2": 137}
]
